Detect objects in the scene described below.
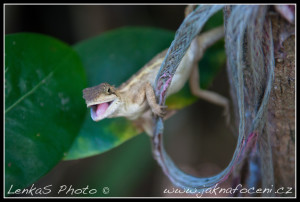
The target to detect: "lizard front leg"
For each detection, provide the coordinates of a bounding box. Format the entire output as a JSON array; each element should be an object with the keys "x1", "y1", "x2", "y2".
[{"x1": 145, "y1": 82, "x2": 167, "y2": 117}]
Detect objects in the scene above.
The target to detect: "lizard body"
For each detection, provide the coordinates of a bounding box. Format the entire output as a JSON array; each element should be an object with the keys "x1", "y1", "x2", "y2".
[
  {"x1": 82, "y1": 41, "x2": 195, "y2": 119},
  {"x1": 83, "y1": 25, "x2": 229, "y2": 135}
]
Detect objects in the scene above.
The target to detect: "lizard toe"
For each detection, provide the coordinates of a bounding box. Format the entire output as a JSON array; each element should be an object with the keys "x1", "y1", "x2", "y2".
[{"x1": 153, "y1": 105, "x2": 167, "y2": 117}]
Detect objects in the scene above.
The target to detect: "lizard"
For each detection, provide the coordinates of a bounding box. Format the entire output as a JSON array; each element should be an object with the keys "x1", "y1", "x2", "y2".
[{"x1": 83, "y1": 7, "x2": 229, "y2": 136}]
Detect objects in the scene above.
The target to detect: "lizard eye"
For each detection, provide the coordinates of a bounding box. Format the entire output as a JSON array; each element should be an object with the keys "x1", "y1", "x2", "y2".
[{"x1": 107, "y1": 87, "x2": 111, "y2": 94}]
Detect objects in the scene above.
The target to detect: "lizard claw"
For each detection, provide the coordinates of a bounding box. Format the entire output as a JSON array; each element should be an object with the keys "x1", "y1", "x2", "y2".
[{"x1": 152, "y1": 105, "x2": 168, "y2": 117}]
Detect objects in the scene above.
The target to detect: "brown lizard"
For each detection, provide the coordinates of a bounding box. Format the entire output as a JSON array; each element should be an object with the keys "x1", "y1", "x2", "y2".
[{"x1": 83, "y1": 7, "x2": 229, "y2": 136}]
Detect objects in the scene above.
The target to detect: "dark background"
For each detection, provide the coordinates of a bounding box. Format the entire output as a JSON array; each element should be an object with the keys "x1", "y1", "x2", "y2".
[
  {"x1": 6, "y1": 5, "x2": 186, "y2": 44},
  {"x1": 5, "y1": 5, "x2": 235, "y2": 197}
]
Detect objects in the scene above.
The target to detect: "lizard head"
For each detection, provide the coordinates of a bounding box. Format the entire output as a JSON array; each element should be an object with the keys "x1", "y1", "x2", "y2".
[{"x1": 82, "y1": 83, "x2": 120, "y2": 121}]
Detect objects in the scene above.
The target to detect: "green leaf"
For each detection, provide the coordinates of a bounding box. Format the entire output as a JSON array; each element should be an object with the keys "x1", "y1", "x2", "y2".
[
  {"x1": 5, "y1": 33, "x2": 87, "y2": 193},
  {"x1": 65, "y1": 27, "x2": 174, "y2": 160},
  {"x1": 66, "y1": 25, "x2": 225, "y2": 160}
]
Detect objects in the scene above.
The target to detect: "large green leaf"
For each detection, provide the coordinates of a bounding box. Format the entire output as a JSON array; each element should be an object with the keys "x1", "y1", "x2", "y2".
[
  {"x1": 65, "y1": 27, "x2": 174, "y2": 160},
  {"x1": 66, "y1": 26, "x2": 225, "y2": 160},
  {"x1": 5, "y1": 33, "x2": 87, "y2": 193}
]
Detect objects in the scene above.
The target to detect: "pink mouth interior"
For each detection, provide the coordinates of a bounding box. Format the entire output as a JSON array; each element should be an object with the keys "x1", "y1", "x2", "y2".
[{"x1": 91, "y1": 102, "x2": 111, "y2": 121}]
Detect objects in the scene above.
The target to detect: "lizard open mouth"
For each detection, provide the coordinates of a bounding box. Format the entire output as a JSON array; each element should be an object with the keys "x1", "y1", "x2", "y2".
[{"x1": 90, "y1": 101, "x2": 113, "y2": 121}]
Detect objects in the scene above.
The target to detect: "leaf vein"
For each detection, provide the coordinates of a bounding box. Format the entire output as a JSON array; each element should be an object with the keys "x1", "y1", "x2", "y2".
[{"x1": 5, "y1": 71, "x2": 54, "y2": 114}]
